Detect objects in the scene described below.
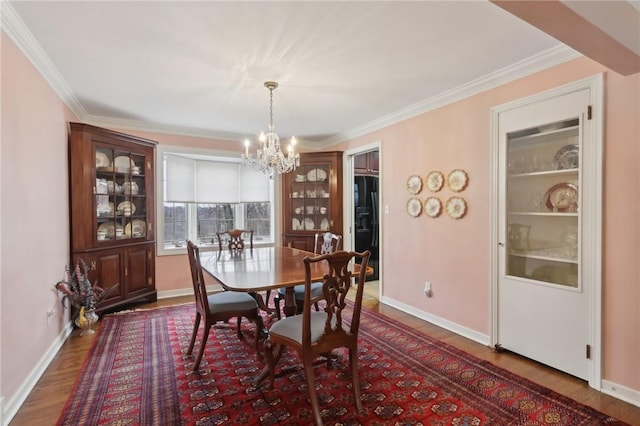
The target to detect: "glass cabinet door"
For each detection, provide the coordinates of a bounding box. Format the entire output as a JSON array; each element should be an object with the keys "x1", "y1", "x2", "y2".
[
  {"x1": 289, "y1": 164, "x2": 332, "y2": 232},
  {"x1": 506, "y1": 118, "x2": 580, "y2": 287},
  {"x1": 95, "y1": 147, "x2": 148, "y2": 243}
]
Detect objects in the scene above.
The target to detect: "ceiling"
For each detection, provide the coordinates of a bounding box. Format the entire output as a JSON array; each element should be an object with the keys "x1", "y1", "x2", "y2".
[{"x1": 3, "y1": 1, "x2": 639, "y2": 148}]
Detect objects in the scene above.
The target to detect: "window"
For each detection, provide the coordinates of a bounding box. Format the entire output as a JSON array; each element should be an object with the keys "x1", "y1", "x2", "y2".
[{"x1": 158, "y1": 148, "x2": 275, "y2": 254}]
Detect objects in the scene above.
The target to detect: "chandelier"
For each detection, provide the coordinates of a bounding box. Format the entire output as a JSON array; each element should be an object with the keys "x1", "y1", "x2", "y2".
[{"x1": 242, "y1": 81, "x2": 300, "y2": 179}]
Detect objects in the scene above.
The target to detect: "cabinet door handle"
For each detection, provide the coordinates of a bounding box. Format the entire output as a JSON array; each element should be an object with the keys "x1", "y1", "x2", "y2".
[
  {"x1": 90, "y1": 260, "x2": 96, "y2": 270},
  {"x1": 498, "y1": 242, "x2": 504, "y2": 247},
  {"x1": 147, "y1": 161, "x2": 151, "y2": 170},
  {"x1": 148, "y1": 222, "x2": 152, "y2": 232},
  {"x1": 125, "y1": 267, "x2": 128, "y2": 276}
]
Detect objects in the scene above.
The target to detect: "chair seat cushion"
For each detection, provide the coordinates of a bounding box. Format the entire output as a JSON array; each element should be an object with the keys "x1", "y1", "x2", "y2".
[
  {"x1": 269, "y1": 312, "x2": 348, "y2": 344},
  {"x1": 208, "y1": 291, "x2": 258, "y2": 312},
  {"x1": 277, "y1": 282, "x2": 324, "y2": 300}
]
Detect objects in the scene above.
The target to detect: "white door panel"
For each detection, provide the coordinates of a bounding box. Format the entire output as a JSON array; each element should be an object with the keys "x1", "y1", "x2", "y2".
[{"x1": 496, "y1": 86, "x2": 596, "y2": 381}]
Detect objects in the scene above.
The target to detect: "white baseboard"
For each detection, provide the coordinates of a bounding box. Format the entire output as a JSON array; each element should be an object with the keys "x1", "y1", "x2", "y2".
[
  {"x1": 601, "y1": 379, "x2": 640, "y2": 408},
  {"x1": 2, "y1": 323, "x2": 72, "y2": 426},
  {"x1": 157, "y1": 288, "x2": 193, "y2": 299},
  {"x1": 379, "y1": 295, "x2": 490, "y2": 346},
  {"x1": 380, "y1": 296, "x2": 640, "y2": 409},
  {"x1": 157, "y1": 285, "x2": 221, "y2": 300}
]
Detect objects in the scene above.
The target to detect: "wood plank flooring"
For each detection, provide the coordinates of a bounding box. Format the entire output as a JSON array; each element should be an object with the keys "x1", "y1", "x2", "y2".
[{"x1": 9, "y1": 286, "x2": 640, "y2": 425}]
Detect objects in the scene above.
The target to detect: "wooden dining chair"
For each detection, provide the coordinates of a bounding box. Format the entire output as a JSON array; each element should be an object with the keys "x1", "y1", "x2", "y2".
[
  {"x1": 262, "y1": 250, "x2": 371, "y2": 426},
  {"x1": 186, "y1": 240, "x2": 264, "y2": 371},
  {"x1": 215, "y1": 229, "x2": 274, "y2": 314},
  {"x1": 216, "y1": 229, "x2": 253, "y2": 251},
  {"x1": 274, "y1": 232, "x2": 342, "y2": 319}
]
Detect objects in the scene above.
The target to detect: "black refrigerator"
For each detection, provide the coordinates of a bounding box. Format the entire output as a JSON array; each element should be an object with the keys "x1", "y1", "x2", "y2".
[{"x1": 354, "y1": 175, "x2": 379, "y2": 280}]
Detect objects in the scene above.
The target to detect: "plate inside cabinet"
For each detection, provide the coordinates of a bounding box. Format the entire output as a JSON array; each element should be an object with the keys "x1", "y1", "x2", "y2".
[
  {"x1": 114, "y1": 156, "x2": 136, "y2": 171},
  {"x1": 544, "y1": 183, "x2": 578, "y2": 212},
  {"x1": 96, "y1": 152, "x2": 110, "y2": 168},
  {"x1": 426, "y1": 171, "x2": 444, "y2": 192},
  {"x1": 117, "y1": 201, "x2": 136, "y2": 216},
  {"x1": 97, "y1": 221, "x2": 123, "y2": 238},
  {"x1": 406, "y1": 197, "x2": 422, "y2": 217},
  {"x1": 553, "y1": 144, "x2": 579, "y2": 170},
  {"x1": 320, "y1": 218, "x2": 330, "y2": 230},
  {"x1": 447, "y1": 169, "x2": 468, "y2": 192},
  {"x1": 304, "y1": 218, "x2": 315, "y2": 230},
  {"x1": 125, "y1": 219, "x2": 146, "y2": 237},
  {"x1": 445, "y1": 196, "x2": 467, "y2": 219},
  {"x1": 406, "y1": 175, "x2": 423, "y2": 195},
  {"x1": 306, "y1": 168, "x2": 327, "y2": 182},
  {"x1": 424, "y1": 197, "x2": 442, "y2": 218},
  {"x1": 292, "y1": 218, "x2": 302, "y2": 230}
]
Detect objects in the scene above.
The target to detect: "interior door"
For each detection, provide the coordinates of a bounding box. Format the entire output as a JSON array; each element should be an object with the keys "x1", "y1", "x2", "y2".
[{"x1": 497, "y1": 88, "x2": 593, "y2": 380}]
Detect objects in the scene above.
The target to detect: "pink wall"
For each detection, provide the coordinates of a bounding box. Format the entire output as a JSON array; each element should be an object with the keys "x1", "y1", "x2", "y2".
[
  {"x1": 1, "y1": 33, "x2": 77, "y2": 405},
  {"x1": 2, "y1": 28, "x2": 638, "y2": 415},
  {"x1": 114, "y1": 130, "x2": 240, "y2": 292},
  {"x1": 333, "y1": 56, "x2": 640, "y2": 392}
]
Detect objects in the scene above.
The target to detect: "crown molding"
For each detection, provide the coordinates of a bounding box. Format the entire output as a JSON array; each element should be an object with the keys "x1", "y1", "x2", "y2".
[
  {"x1": 316, "y1": 44, "x2": 581, "y2": 148},
  {"x1": 1, "y1": 2, "x2": 88, "y2": 120},
  {"x1": 3, "y1": 1, "x2": 580, "y2": 148},
  {"x1": 86, "y1": 115, "x2": 242, "y2": 142}
]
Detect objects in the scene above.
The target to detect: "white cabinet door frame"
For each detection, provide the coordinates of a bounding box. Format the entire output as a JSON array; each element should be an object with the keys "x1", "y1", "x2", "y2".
[{"x1": 489, "y1": 74, "x2": 603, "y2": 389}]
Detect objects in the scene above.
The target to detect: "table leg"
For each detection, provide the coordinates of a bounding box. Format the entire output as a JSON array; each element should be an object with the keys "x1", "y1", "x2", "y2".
[{"x1": 282, "y1": 286, "x2": 298, "y2": 317}]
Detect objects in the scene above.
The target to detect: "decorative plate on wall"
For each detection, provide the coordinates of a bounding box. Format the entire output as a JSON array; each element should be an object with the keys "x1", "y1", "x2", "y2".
[
  {"x1": 406, "y1": 197, "x2": 423, "y2": 217},
  {"x1": 406, "y1": 175, "x2": 423, "y2": 195},
  {"x1": 445, "y1": 196, "x2": 467, "y2": 219},
  {"x1": 447, "y1": 169, "x2": 468, "y2": 192},
  {"x1": 424, "y1": 197, "x2": 442, "y2": 218},
  {"x1": 426, "y1": 171, "x2": 444, "y2": 192}
]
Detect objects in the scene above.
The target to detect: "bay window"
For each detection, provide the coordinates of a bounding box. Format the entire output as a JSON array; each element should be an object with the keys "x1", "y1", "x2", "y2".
[{"x1": 158, "y1": 149, "x2": 275, "y2": 254}]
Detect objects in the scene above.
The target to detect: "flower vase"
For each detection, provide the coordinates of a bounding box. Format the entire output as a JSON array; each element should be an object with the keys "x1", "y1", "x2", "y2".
[{"x1": 75, "y1": 308, "x2": 99, "y2": 336}]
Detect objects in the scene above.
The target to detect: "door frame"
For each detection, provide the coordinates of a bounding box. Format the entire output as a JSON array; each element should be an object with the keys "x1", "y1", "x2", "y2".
[
  {"x1": 489, "y1": 74, "x2": 604, "y2": 389},
  {"x1": 343, "y1": 141, "x2": 382, "y2": 295}
]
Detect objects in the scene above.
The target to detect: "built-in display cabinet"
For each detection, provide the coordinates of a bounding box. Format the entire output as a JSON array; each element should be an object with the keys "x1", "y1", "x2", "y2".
[
  {"x1": 281, "y1": 151, "x2": 343, "y2": 251},
  {"x1": 506, "y1": 119, "x2": 580, "y2": 287},
  {"x1": 69, "y1": 123, "x2": 157, "y2": 312}
]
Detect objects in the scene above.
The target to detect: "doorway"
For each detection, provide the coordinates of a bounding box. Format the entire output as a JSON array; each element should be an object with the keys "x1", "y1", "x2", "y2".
[{"x1": 343, "y1": 143, "x2": 381, "y2": 293}]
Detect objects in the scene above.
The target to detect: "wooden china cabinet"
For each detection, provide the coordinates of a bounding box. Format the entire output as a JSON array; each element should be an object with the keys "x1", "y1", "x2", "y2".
[
  {"x1": 68, "y1": 123, "x2": 157, "y2": 313},
  {"x1": 281, "y1": 151, "x2": 343, "y2": 251}
]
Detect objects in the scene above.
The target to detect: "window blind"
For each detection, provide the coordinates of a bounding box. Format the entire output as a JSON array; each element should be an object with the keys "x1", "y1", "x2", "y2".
[{"x1": 165, "y1": 154, "x2": 270, "y2": 203}]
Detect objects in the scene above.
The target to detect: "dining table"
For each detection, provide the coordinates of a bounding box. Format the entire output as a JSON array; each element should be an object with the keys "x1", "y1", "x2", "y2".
[{"x1": 199, "y1": 246, "x2": 369, "y2": 318}]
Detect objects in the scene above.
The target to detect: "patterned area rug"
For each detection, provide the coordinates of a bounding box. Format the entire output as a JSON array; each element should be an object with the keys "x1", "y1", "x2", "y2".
[{"x1": 58, "y1": 303, "x2": 627, "y2": 425}]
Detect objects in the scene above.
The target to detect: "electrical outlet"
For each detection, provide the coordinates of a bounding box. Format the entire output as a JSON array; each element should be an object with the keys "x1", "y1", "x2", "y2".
[
  {"x1": 384, "y1": 205, "x2": 390, "y2": 214},
  {"x1": 47, "y1": 309, "x2": 55, "y2": 324},
  {"x1": 424, "y1": 281, "x2": 432, "y2": 297}
]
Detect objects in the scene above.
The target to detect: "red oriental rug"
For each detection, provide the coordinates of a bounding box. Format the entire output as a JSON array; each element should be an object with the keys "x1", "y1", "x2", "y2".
[{"x1": 57, "y1": 303, "x2": 627, "y2": 425}]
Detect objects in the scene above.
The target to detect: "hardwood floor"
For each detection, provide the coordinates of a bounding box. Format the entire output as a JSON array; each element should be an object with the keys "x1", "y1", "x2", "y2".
[{"x1": 10, "y1": 287, "x2": 640, "y2": 425}]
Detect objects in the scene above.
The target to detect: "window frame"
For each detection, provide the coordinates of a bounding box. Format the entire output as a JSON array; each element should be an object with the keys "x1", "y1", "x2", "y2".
[{"x1": 156, "y1": 145, "x2": 279, "y2": 256}]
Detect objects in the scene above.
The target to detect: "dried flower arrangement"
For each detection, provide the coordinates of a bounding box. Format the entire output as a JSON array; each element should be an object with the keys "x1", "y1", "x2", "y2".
[{"x1": 55, "y1": 259, "x2": 118, "y2": 311}]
